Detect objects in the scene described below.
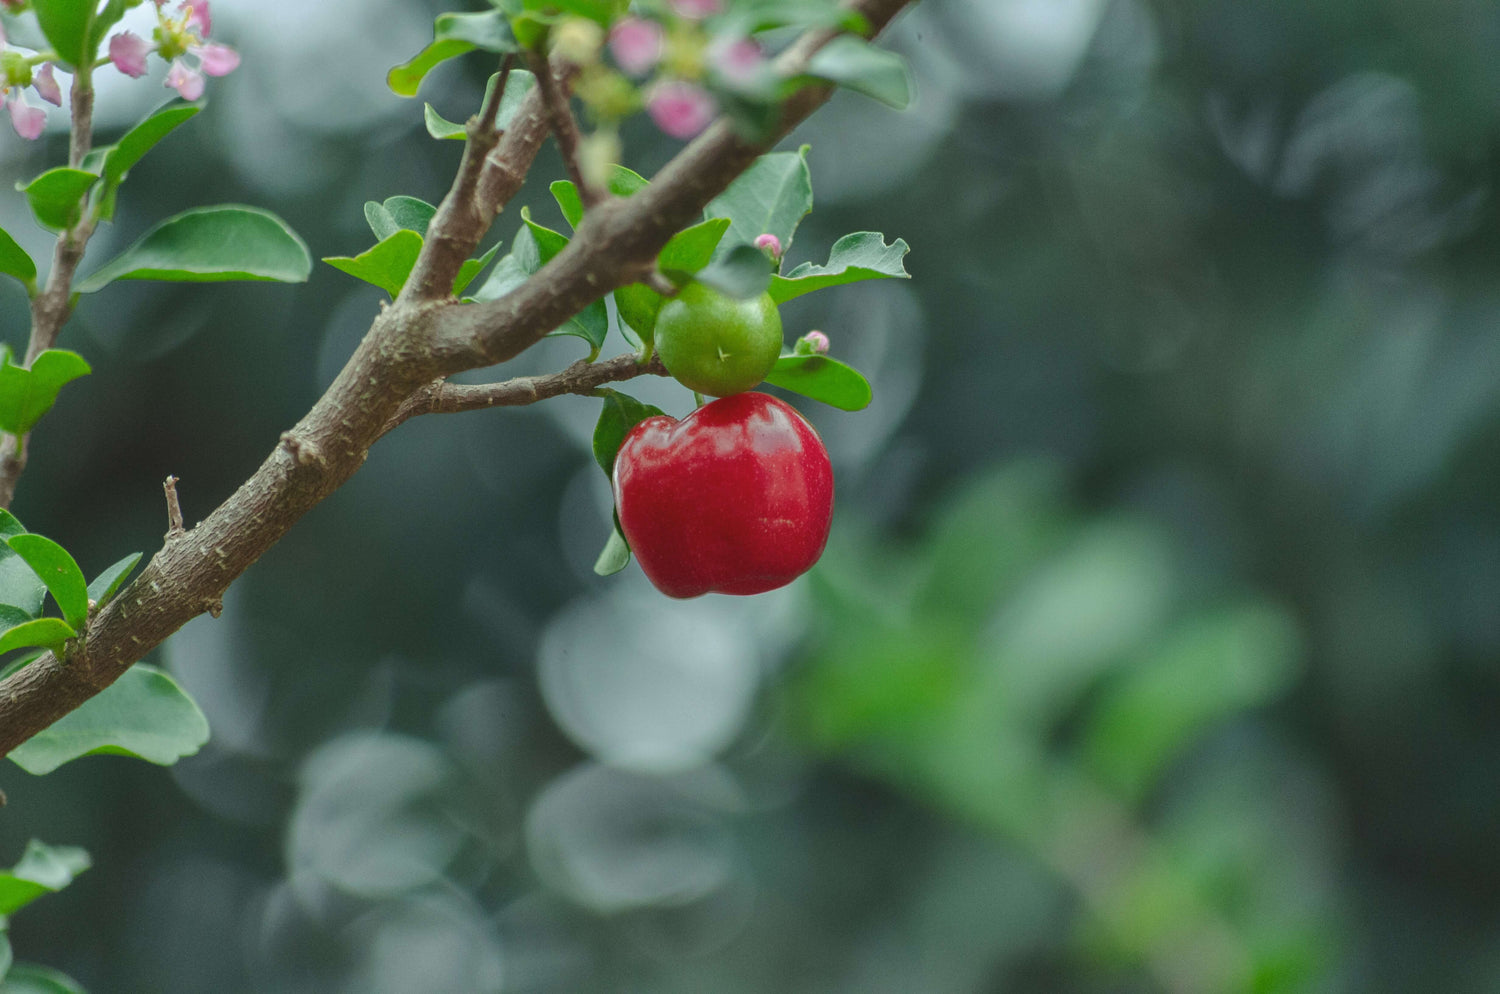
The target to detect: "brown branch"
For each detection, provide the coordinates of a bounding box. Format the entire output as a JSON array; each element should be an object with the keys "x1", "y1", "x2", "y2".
[
  {"x1": 162, "y1": 476, "x2": 185, "y2": 539},
  {"x1": 528, "y1": 52, "x2": 600, "y2": 207},
  {"x1": 0, "y1": 71, "x2": 100, "y2": 509},
  {"x1": 0, "y1": 0, "x2": 915, "y2": 756}
]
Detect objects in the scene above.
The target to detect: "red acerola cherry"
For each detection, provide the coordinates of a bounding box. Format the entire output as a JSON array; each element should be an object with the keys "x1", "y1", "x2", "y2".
[{"x1": 613, "y1": 392, "x2": 834, "y2": 598}]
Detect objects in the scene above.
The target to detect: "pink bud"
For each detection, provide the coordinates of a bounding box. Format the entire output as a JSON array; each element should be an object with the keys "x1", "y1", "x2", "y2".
[
  {"x1": 7, "y1": 92, "x2": 44, "y2": 140},
  {"x1": 192, "y1": 42, "x2": 238, "y2": 77},
  {"x1": 109, "y1": 32, "x2": 152, "y2": 78},
  {"x1": 165, "y1": 58, "x2": 204, "y2": 100},
  {"x1": 608, "y1": 17, "x2": 662, "y2": 76},
  {"x1": 715, "y1": 38, "x2": 764, "y2": 84},
  {"x1": 183, "y1": 0, "x2": 211, "y2": 36},
  {"x1": 32, "y1": 62, "x2": 60, "y2": 107},
  {"x1": 754, "y1": 233, "x2": 781, "y2": 258},
  {"x1": 802, "y1": 330, "x2": 830, "y2": 354},
  {"x1": 668, "y1": 0, "x2": 721, "y2": 19},
  {"x1": 647, "y1": 81, "x2": 715, "y2": 140}
]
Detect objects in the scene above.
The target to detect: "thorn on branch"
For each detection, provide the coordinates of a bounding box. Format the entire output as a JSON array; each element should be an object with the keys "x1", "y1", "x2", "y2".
[
  {"x1": 280, "y1": 431, "x2": 328, "y2": 469},
  {"x1": 163, "y1": 475, "x2": 185, "y2": 540},
  {"x1": 202, "y1": 596, "x2": 223, "y2": 619}
]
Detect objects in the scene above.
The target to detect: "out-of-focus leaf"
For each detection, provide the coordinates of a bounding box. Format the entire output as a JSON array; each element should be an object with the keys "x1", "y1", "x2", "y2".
[
  {"x1": 388, "y1": 9, "x2": 518, "y2": 97},
  {"x1": 768, "y1": 232, "x2": 910, "y2": 303},
  {"x1": 31, "y1": 0, "x2": 91, "y2": 69},
  {"x1": 689, "y1": 244, "x2": 772, "y2": 300},
  {"x1": 0, "y1": 840, "x2": 90, "y2": 915},
  {"x1": 77, "y1": 206, "x2": 312, "y2": 292},
  {"x1": 426, "y1": 67, "x2": 537, "y2": 139},
  {"x1": 0, "y1": 962, "x2": 88, "y2": 993},
  {"x1": 804, "y1": 35, "x2": 913, "y2": 109},
  {"x1": 8, "y1": 664, "x2": 210, "y2": 775}
]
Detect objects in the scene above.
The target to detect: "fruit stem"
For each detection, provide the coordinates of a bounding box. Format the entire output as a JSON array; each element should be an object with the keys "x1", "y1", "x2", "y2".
[{"x1": 693, "y1": 391, "x2": 706, "y2": 407}]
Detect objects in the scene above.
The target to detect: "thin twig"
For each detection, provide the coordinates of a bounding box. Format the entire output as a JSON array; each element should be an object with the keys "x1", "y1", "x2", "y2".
[
  {"x1": 479, "y1": 54, "x2": 514, "y2": 136},
  {"x1": 163, "y1": 475, "x2": 185, "y2": 539},
  {"x1": 527, "y1": 51, "x2": 601, "y2": 207}
]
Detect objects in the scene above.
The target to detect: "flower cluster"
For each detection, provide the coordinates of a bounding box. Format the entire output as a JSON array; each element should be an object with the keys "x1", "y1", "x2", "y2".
[{"x1": 109, "y1": 0, "x2": 239, "y2": 101}]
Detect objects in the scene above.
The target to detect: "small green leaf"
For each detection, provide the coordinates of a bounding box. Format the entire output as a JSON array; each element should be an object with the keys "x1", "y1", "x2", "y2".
[
  {"x1": 453, "y1": 242, "x2": 501, "y2": 296},
  {"x1": 9, "y1": 664, "x2": 210, "y2": 775},
  {"x1": 0, "y1": 549, "x2": 45, "y2": 621},
  {"x1": 0, "y1": 619, "x2": 75, "y2": 655},
  {"x1": 388, "y1": 9, "x2": 518, "y2": 97},
  {"x1": 0, "y1": 226, "x2": 36, "y2": 292},
  {"x1": 94, "y1": 102, "x2": 202, "y2": 221},
  {"x1": 470, "y1": 224, "x2": 539, "y2": 302},
  {"x1": 804, "y1": 35, "x2": 913, "y2": 109},
  {"x1": 323, "y1": 229, "x2": 424, "y2": 299},
  {"x1": 6, "y1": 535, "x2": 87, "y2": 631},
  {"x1": 17, "y1": 168, "x2": 98, "y2": 232},
  {"x1": 77, "y1": 206, "x2": 312, "y2": 292},
  {"x1": 769, "y1": 232, "x2": 911, "y2": 303},
  {"x1": 764, "y1": 353, "x2": 872, "y2": 411},
  {"x1": 469, "y1": 223, "x2": 606, "y2": 351},
  {"x1": 549, "y1": 165, "x2": 651, "y2": 229},
  {"x1": 362, "y1": 197, "x2": 435, "y2": 243},
  {"x1": 593, "y1": 525, "x2": 631, "y2": 576},
  {"x1": 705, "y1": 146, "x2": 813, "y2": 256},
  {"x1": 424, "y1": 68, "x2": 537, "y2": 139},
  {"x1": 612, "y1": 284, "x2": 656, "y2": 350},
  {"x1": 0, "y1": 512, "x2": 23, "y2": 540},
  {"x1": 0, "y1": 349, "x2": 91, "y2": 437},
  {"x1": 0, "y1": 962, "x2": 88, "y2": 993},
  {"x1": 611, "y1": 217, "x2": 733, "y2": 348},
  {"x1": 521, "y1": 207, "x2": 570, "y2": 263},
  {"x1": 0, "y1": 840, "x2": 90, "y2": 916},
  {"x1": 85, "y1": 552, "x2": 141, "y2": 608},
  {"x1": 592, "y1": 389, "x2": 665, "y2": 477},
  {"x1": 31, "y1": 0, "x2": 92, "y2": 69},
  {"x1": 689, "y1": 243, "x2": 773, "y2": 300}
]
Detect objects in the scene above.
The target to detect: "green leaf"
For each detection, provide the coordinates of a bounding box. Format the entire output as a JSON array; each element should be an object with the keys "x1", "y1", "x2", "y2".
[
  {"x1": 424, "y1": 68, "x2": 537, "y2": 139},
  {"x1": 388, "y1": 9, "x2": 518, "y2": 97},
  {"x1": 549, "y1": 165, "x2": 650, "y2": 229},
  {"x1": 522, "y1": 207, "x2": 570, "y2": 263},
  {"x1": 323, "y1": 229, "x2": 423, "y2": 299},
  {"x1": 612, "y1": 218, "x2": 734, "y2": 346},
  {"x1": 804, "y1": 35, "x2": 913, "y2": 109},
  {"x1": 469, "y1": 223, "x2": 607, "y2": 352},
  {"x1": 0, "y1": 349, "x2": 91, "y2": 437},
  {"x1": 8, "y1": 664, "x2": 210, "y2": 775},
  {"x1": 31, "y1": 0, "x2": 92, "y2": 69},
  {"x1": 690, "y1": 243, "x2": 773, "y2": 300},
  {"x1": 384, "y1": 196, "x2": 438, "y2": 238},
  {"x1": 17, "y1": 169, "x2": 98, "y2": 232},
  {"x1": 0, "y1": 619, "x2": 74, "y2": 655},
  {"x1": 593, "y1": 525, "x2": 631, "y2": 576},
  {"x1": 470, "y1": 224, "x2": 538, "y2": 302},
  {"x1": 516, "y1": 210, "x2": 608, "y2": 353},
  {"x1": 764, "y1": 353, "x2": 872, "y2": 411},
  {"x1": 0, "y1": 512, "x2": 22, "y2": 540},
  {"x1": 0, "y1": 546, "x2": 45, "y2": 621},
  {"x1": 0, "y1": 11, "x2": 49, "y2": 51},
  {"x1": 0, "y1": 963, "x2": 88, "y2": 993},
  {"x1": 0, "y1": 840, "x2": 90, "y2": 916},
  {"x1": 76, "y1": 206, "x2": 312, "y2": 293},
  {"x1": 705, "y1": 146, "x2": 813, "y2": 256},
  {"x1": 528, "y1": 0, "x2": 624, "y2": 26},
  {"x1": 592, "y1": 388, "x2": 664, "y2": 477},
  {"x1": 85, "y1": 552, "x2": 140, "y2": 608},
  {"x1": 6, "y1": 535, "x2": 87, "y2": 631},
  {"x1": 0, "y1": 226, "x2": 36, "y2": 292},
  {"x1": 768, "y1": 232, "x2": 911, "y2": 304},
  {"x1": 94, "y1": 102, "x2": 202, "y2": 221},
  {"x1": 718, "y1": 0, "x2": 869, "y2": 35},
  {"x1": 453, "y1": 241, "x2": 501, "y2": 296}
]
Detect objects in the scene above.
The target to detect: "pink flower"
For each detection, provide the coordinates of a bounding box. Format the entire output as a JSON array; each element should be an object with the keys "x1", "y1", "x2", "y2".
[
  {"x1": 183, "y1": 0, "x2": 210, "y2": 35},
  {"x1": 800, "y1": 330, "x2": 830, "y2": 355},
  {"x1": 165, "y1": 59, "x2": 203, "y2": 100},
  {"x1": 109, "y1": 31, "x2": 152, "y2": 78},
  {"x1": 754, "y1": 233, "x2": 782, "y2": 259},
  {"x1": 714, "y1": 38, "x2": 764, "y2": 84},
  {"x1": 194, "y1": 42, "x2": 238, "y2": 76},
  {"x1": 6, "y1": 91, "x2": 44, "y2": 140},
  {"x1": 668, "y1": 0, "x2": 721, "y2": 19},
  {"x1": 31, "y1": 62, "x2": 60, "y2": 107},
  {"x1": 647, "y1": 81, "x2": 715, "y2": 139},
  {"x1": 608, "y1": 17, "x2": 662, "y2": 76}
]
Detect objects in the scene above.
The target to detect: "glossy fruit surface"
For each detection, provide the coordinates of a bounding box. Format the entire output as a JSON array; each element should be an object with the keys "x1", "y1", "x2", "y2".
[
  {"x1": 654, "y1": 282, "x2": 783, "y2": 397},
  {"x1": 613, "y1": 392, "x2": 833, "y2": 598}
]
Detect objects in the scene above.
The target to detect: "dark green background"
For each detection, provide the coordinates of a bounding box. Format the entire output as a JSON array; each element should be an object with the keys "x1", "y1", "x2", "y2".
[{"x1": 2, "y1": 0, "x2": 1498, "y2": 990}]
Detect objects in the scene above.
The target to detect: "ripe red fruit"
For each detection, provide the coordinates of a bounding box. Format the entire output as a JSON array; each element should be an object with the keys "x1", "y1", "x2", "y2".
[{"x1": 613, "y1": 392, "x2": 834, "y2": 598}]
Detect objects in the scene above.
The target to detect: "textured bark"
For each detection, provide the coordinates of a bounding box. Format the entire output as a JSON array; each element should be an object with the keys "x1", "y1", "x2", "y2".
[{"x1": 0, "y1": 0, "x2": 915, "y2": 756}]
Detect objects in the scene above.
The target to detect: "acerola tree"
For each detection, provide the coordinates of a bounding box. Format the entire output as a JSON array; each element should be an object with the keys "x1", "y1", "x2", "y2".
[{"x1": 0, "y1": 0, "x2": 913, "y2": 982}]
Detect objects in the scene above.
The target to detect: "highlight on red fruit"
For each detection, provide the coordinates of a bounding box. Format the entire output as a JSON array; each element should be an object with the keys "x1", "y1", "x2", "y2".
[{"x1": 612, "y1": 392, "x2": 833, "y2": 598}]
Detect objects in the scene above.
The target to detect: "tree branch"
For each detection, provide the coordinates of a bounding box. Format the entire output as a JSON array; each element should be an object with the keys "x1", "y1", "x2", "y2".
[
  {"x1": 528, "y1": 51, "x2": 600, "y2": 207},
  {"x1": 0, "y1": 0, "x2": 915, "y2": 756}
]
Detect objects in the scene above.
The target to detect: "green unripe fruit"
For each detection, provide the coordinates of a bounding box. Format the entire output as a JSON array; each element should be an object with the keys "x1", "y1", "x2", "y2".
[{"x1": 654, "y1": 282, "x2": 783, "y2": 397}]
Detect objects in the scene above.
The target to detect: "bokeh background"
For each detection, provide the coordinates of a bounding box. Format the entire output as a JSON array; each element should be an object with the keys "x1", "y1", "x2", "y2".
[{"x1": 1, "y1": 0, "x2": 1497, "y2": 990}]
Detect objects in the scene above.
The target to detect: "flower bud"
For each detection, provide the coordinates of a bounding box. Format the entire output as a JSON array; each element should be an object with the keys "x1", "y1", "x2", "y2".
[
  {"x1": 551, "y1": 17, "x2": 606, "y2": 66},
  {"x1": 609, "y1": 17, "x2": 663, "y2": 76},
  {"x1": 795, "y1": 331, "x2": 830, "y2": 355},
  {"x1": 754, "y1": 233, "x2": 782, "y2": 260}
]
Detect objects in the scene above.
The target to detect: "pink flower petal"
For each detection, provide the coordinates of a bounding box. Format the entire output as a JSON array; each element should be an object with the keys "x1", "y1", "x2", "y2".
[
  {"x1": 32, "y1": 63, "x2": 61, "y2": 107},
  {"x1": 715, "y1": 38, "x2": 764, "y2": 84},
  {"x1": 7, "y1": 93, "x2": 45, "y2": 140},
  {"x1": 608, "y1": 17, "x2": 663, "y2": 76},
  {"x1": 183, "y1": 0, "x2": 211, "y2": 36},
  {"x1": 109, "y1": 32, "x2": 152, "y2": 78},
  {"x1": 802, "y1": 330, "x2": 830, "y2": 354},
  {"x1": 647, "y1": 81, "x2": 716, "y2": 140},
  {"x1": 668, "y1": 0, "x2": 721, "y2": 19},
  {"x1": 192, "y1": 42, "x2": 239, "y2": 77},
  {"x1": 165, "y1": 58, "x2": 204, "y2": 100},
  {"x1": 754, "y1": 233, "x2": 782, "y2": 258}
]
